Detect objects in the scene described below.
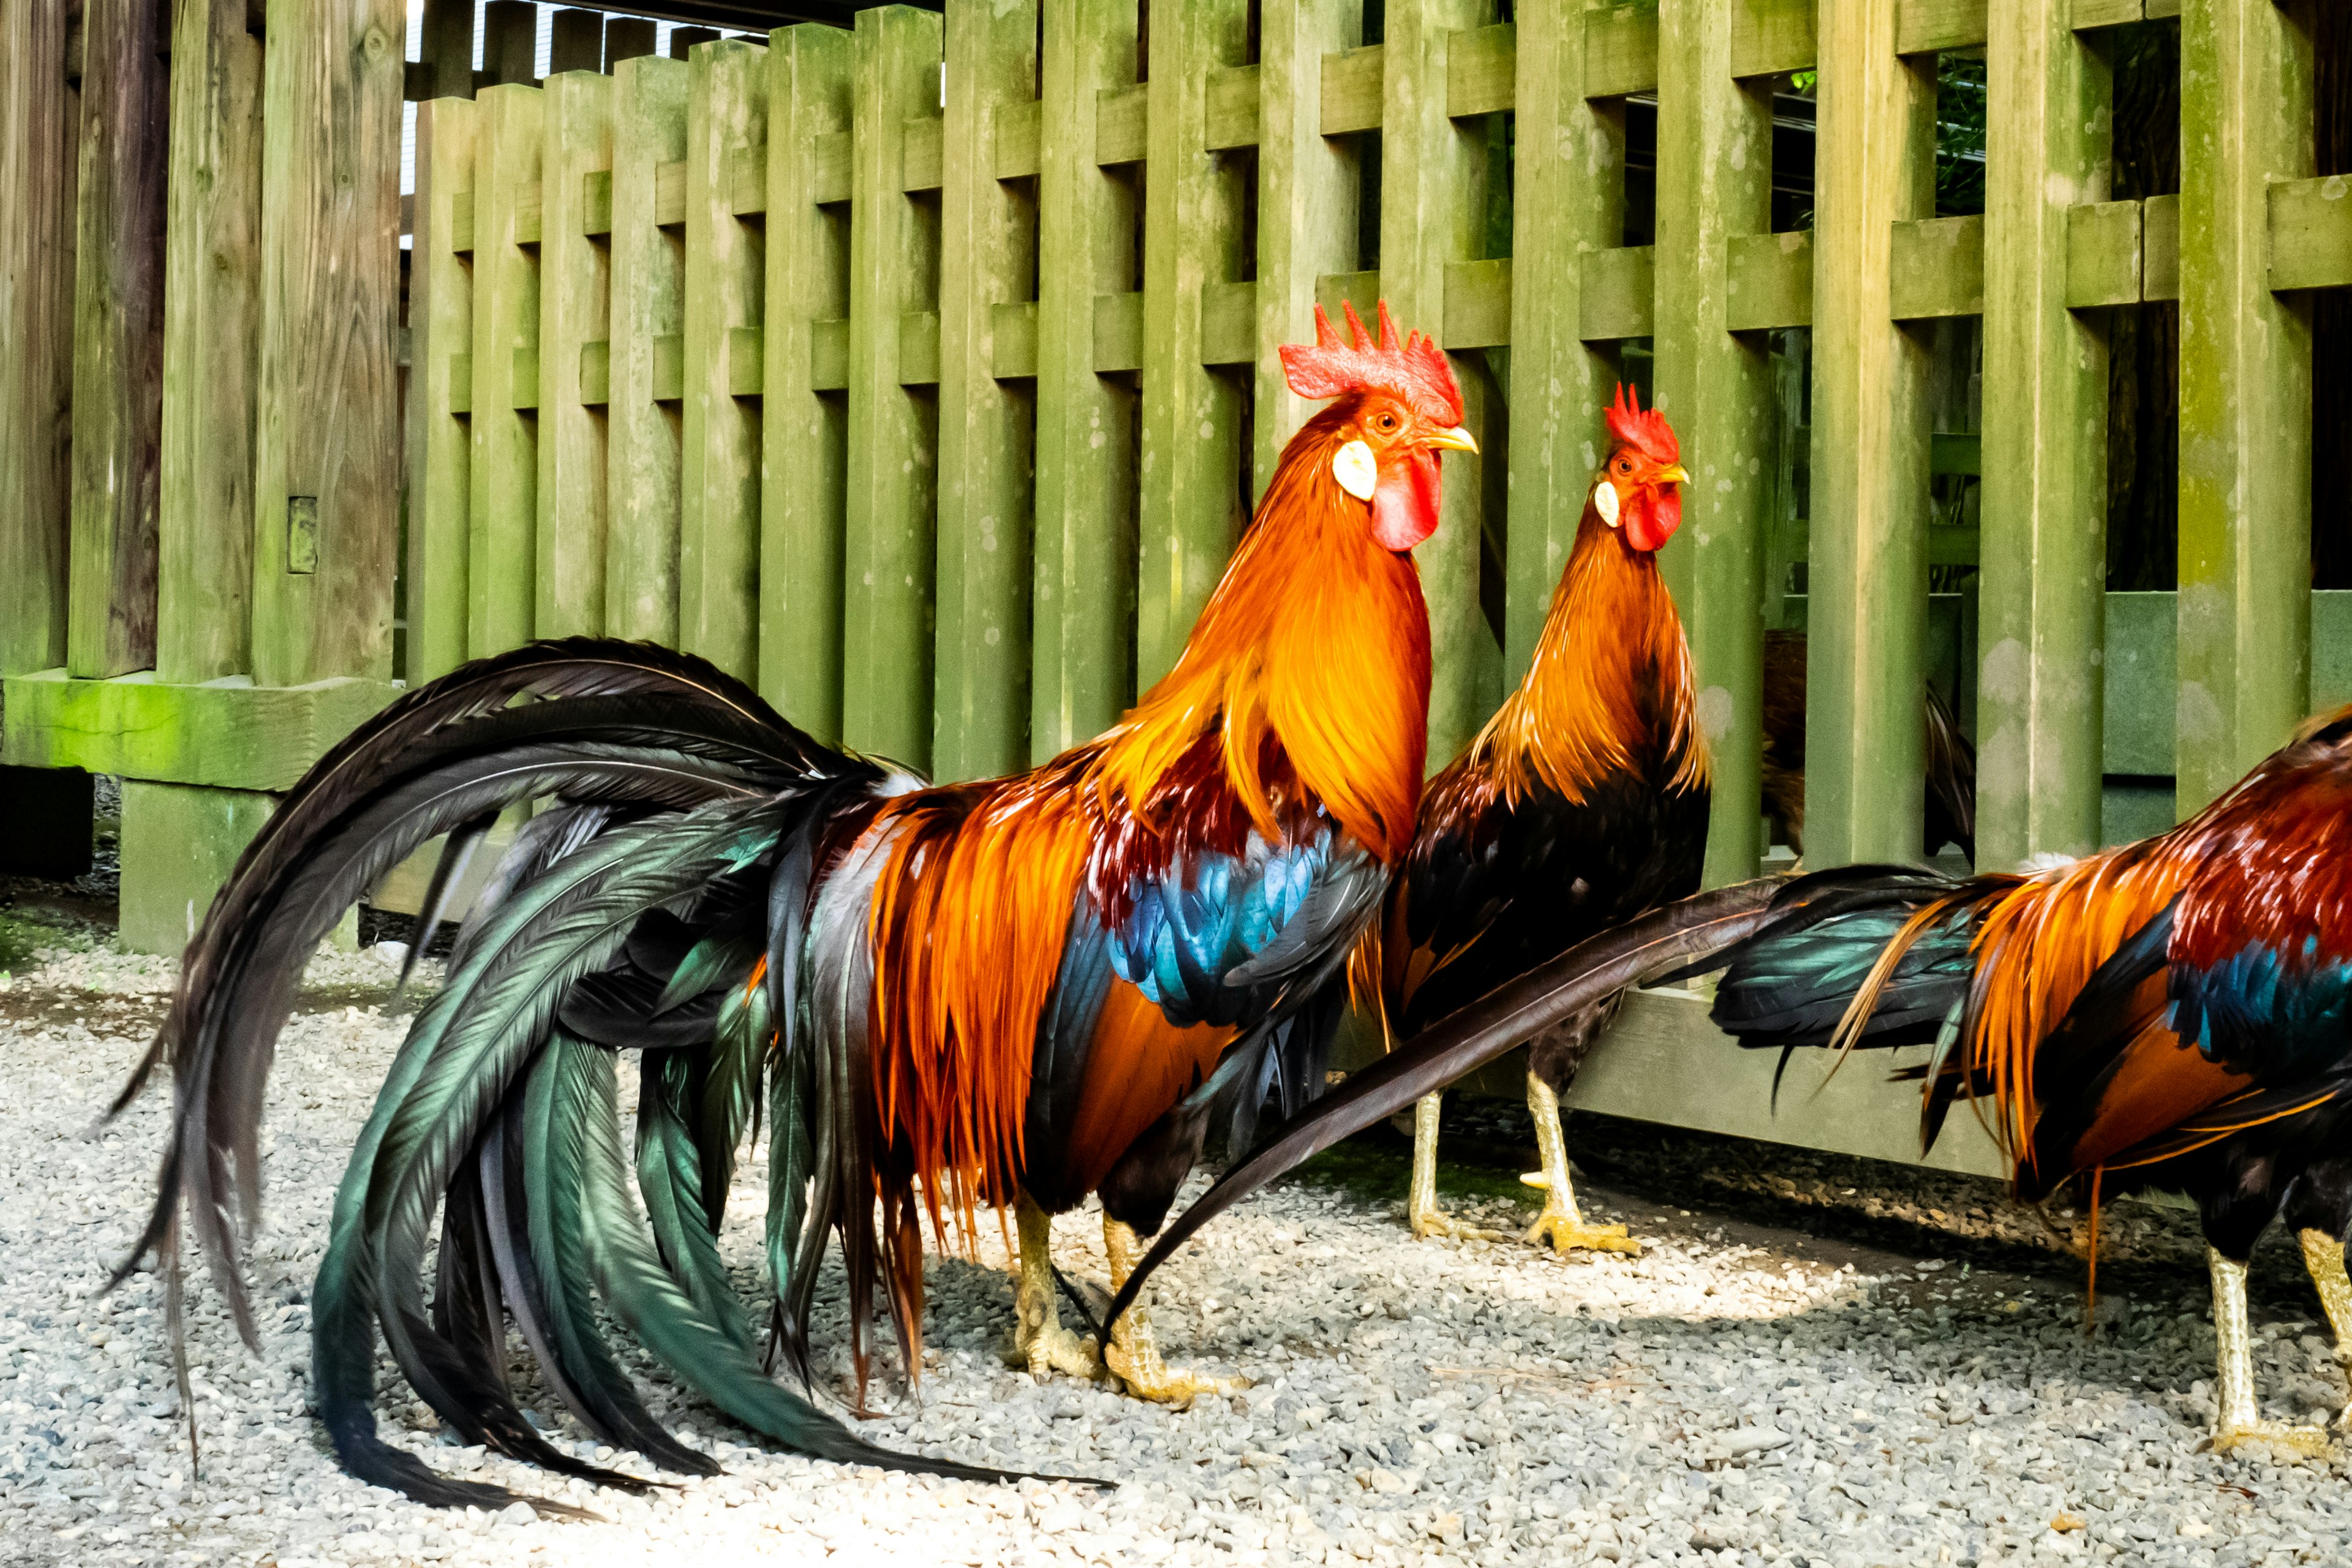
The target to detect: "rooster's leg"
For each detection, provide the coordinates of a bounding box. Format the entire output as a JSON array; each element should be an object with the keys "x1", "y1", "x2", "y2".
[
  {"x1": 1406, "y1": 1092, "x2": 1506, "y2": 1242},
  {"x1": 2207, "y1": 1246, "x2": 2332, "y2": 1458},
  {"x1": 1520, "y1": 1072, "x2": 1639, "y2": 1256},
  {"x1": 1101, "y1": 1215, "x2": 1248, "y2": 1404},
  {"x1": 2297, "y1": 1229, "x2": 2352, "y2": 1431},
  {"x1": 1005, "y1": 1192, "x2": 1103, "y2": 1382}
]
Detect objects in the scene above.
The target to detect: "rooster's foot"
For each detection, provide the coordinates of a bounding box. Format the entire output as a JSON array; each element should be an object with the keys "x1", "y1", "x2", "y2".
[
  {"x1": 1522, "y1": 1203, "x2": 1642, "y2": 1257},
  {"x1": 1103, "y1": 1311, "x2": 1248, "y2": 1406},
  {"x1": 1014, "y1": 1322, "x2": 1104, "y2": 1382},
  {"x1": 2205, "y1": 1420, "x2": 2334, "y2": 1460},
  {"x1": 1409, "y1": 1205, "x2": 1509, "y2": 1243}
]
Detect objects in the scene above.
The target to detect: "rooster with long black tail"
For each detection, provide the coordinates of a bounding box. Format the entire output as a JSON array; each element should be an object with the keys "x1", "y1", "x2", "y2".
[{"x1": 115, "y1": 303, "x2": 1475, "y2": 1509}]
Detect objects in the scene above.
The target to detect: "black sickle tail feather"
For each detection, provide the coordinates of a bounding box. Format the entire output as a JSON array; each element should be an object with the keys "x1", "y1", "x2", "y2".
[{"x1": 1100, "y1": 879, "x2": 1787, "y2": 1333}]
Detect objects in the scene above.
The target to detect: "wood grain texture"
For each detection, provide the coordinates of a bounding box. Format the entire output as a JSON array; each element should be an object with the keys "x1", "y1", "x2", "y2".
[
  {"x1": 402, "y1": 96, "x2": 477, "y2": 682},
  {"x1": 930, "y1": 0, "x2": 1037, "y2": 782},
  {"x1": 462, "y1": 83, "x2": 543, "y2": 658},
  {"x1": 1, "y1": 2, "x2": 80, "y2": 677},
  {"x1": 535, "y1": 70, "x2": 612, "y2": 638},
  {"x1": 605, "y1": 55, "x2": 690, "y2": 647},
  {"x1": 2, "y1": 666, "x2": 395, "y2": 790},
  {"x1": 68, "y1": 0, "x2": 169, "y2": 679}
]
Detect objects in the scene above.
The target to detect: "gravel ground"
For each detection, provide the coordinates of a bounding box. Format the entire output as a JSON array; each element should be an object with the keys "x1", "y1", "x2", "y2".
[{"x1": 5, "y1": 934, "x2": 2352, "y2": 1568}]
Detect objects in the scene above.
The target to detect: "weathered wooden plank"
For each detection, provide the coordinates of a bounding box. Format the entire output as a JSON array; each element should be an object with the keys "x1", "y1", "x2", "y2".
[
  {"x1": 1385, "y1": 0, "x2": 1500, "y2": 767},
  {"x1": 1441, "y1": 257, "x2": 1511, "y2": 347},
  {"x1": 1446, "y1": 22, "x2": 1516, "y2": 115},
  {"x1": 758, "y1": 27, "x2": 851, "y2": 735},
  {"x1": 1096, "y1": 81, "x2": 1148, "y2": 164},
  {"x1": 902, "y1": 114, "x2": 944, "y2": 192},
  {"x1": 656, "y1": 159, "x2": 688, "y2": 223},
  {"x1": 2175, "y1": 0, "x2": 2314, "y2": 813},
  {"x1": 932, "y1": 0, "x2": 1036, "y2": 780},
  {"x1": 1725, "y1": 228, "x2": 1813, "y2": 328},
  {"x1": 2064, "y1": 197, "x2": 2142, "y2": 308},
  {"x1": 482, "y1": 0, "x2": 537, "y2": 87},
  {"x1": 0, "y1": 1, "x2": 78, "y2": 677},
  {"x1": 1254, "y1": 0, "x2": 1362, "y2": 497},
  {"x1": 1803, "y1": 0, "x2": 1937, "y2": 865},
  {"x1": 549, "y1": 7, "x2": 603, "y2": 75},
  {"x1": 1977, "y1": 0, "x2": 2111, "y2": 870},
  {"x1": 1316, "y1": 270, "x2": 1383, "y2": 331},
  {"x1": 2269, "y1": 175, "x2": 2352, "y2": 292},
  {"x1": 1320, "y1": 42, "x2": 1384, "y2": 134},
  {"x1": 679, "y1": 42, "x2": 766, "y2": 684},
  {"x1": 1204, "y1": 62, "x2": 1261, "y2": 149},
  {"x1": 2068, "y1": 0, "x2": 2144, "y2": 30},
  {"x1": 1200, "y1": 279, "x2": 1257, "y2": 363},
  {"x1": 1137, "y1": 0, "x2": 1251, "y2": 690},
  {"x1": 605, "y1": 55, "x2": 688, "y2": 646},
  {"x1": 1032, "y1": 0, "x2": 1140, "y2": 760},
  {"x1": 118, "y1": 780, "x2": 280, "y2": 955},
  {"x1": 606, "y1": 17, "x2": 658, "y2": 69},
  {"x1": 535, "y1": 71, "x2": 612, "y2": 638},
  {"x1": 1656, "y1": 0, "x2": 1777, "y2": 887},
  {"x1": 990, "y1": 300, "x2": 1039, "y2": 377},
  {"x1": 1578, "y1": 245, "x2": 1655, "y2": 340},
  {"x1": 1, "y1": 666, "x2": 396, "y2": 790},
  {"x1": 403, "y1": 98, "x2": 475, "y2": 682},
  {"x1": 1504, "y1": 0, "x2": 1623, "y2": 687},
  {"x1": 1730, "y1": 0, "x2": 1817, "y2": 78},
  {"x1": 69, "y1": 0, "x2": 170, "y2": 679},
  {"x1": 1585, "y1": 4, "x2": 1660, "y2": 98},
  {"x1": 1894, "y1": 0, "x2": 1988, "y2": 55},
  {"x1": 249, "y1": 0, "x2": 407, "y2": 687},
  {"x1": 2143, "y1": 190, "x2": 2179, "y2": 301},
  {"x1": 840, "y1": 9, "x2": 940, "y2": 767},
  {"x1": 994, "y1": 97, "x2": 1042, "y2": 176},
  {"x1": 419, "y1": 0, "x2": 475, "y2": 99},
  {"x1": 1887, "y1": 213, "x2": 1985, "y2": 318},
  {"x1": 158, "y1": 0, "x2": 260, "y2": 684},
  {"x1": 462, "y1": 85, "x2": 543, "y2": 659}
]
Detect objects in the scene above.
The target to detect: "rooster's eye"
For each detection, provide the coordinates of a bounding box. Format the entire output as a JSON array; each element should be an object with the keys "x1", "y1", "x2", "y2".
[
  {"x1": 1614, "y1": 456, "x2": 1632, "y2": 475},
  {"x1": 1373, "y1": 412, "x2": 1399, "y2": 434}
]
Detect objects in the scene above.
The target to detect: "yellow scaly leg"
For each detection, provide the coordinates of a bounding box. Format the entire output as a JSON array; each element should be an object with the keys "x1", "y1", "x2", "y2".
[
  {"x1": 1101, "y1": 1214, "x2": 1248, "y2": 1404},
  {"x1": 1520, "y1": 1072, "x2": 1639, "y2": 1256},
  {"x1": 2206, "y1": 1246, "x2": 2331, "y2": 1459},
  {"x1": 1406, "y1": 1091, "x2": 1505, "y2": 1242},
  {"x1": 1004, "y1": 1192, "x2": 1103, "y2": 1382},
  {"x1": 2297, "y1": 1229, "x2": 2352, "y2": 1433}
]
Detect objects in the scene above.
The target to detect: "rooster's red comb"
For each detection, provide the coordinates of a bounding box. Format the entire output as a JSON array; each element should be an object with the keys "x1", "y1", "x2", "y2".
[
  {"x1": 1279, "y1": 300, "x2": 1464, "y2": 428},
  {"x1": 1605, "y1": 383, "x2": 1678, "y2": 465}
]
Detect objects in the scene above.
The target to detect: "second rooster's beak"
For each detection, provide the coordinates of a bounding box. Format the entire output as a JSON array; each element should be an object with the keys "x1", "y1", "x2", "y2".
[
  {"x1": 1658, "y1": 464, "x2": 1690, "y2": 486},
  {"x1": 1427, "y1": 426, "x2": 1479, "y2": 454}
]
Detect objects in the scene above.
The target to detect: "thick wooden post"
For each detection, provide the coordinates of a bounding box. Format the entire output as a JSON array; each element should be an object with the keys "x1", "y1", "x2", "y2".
[
  {"x1": 758, "y1": 28, "x2": 850, "y2": 735},
  {"x1": 679, "y1": 40, "x2": 766, "y2": 684},
  {"x1": 403, "y1": 96, "x2": 476, "y2": 682},
  {"x1": 1381, "y1": 0, "x2": 1497, "y2": 768},
  {"x1": 159, "y1": 0, "x2": 262, "y2": 685},
  {"x1": 463, "y1": 83, "x2": 543, "y2": 658},
  {"x1": 1977, "y1": 0, "x2": 2111, "y2": 867},
  {"x1": 68, "y1": 0, "x2": 169, "y2": 680},
  {"x1": 932, "y1": 0, "x2": 1038, "y2": 780},
  {"x1": 1801, "y1": 0, "x2": 1936, "y2": 866},
  {"x1": 606, "y1": 54, "x2": 688, "y2": 647},
  {"x1": 1032, "y1": 0, "x2": 1140, "y2": 761},
  {"x1": 536, "y1": 70, "x2": 612, "y2": 638},
  {"x1": 549, "y1": 7, "x2": 603, "y2": 75},
  {"x1": 1654, "y1": 0, "x2": 1774, "y2": 886},
  {"x1": 249, "y1": 0, "x2": 405, "y2": 687},
  {"x1": 481, "y1": 0, "x2": 537, "y2": 88},
  {"x1": 2176, "y1": 0, "x2": 2316, "y2": 813},
  {"x1": 419, "y1": 0, "x2": 475, "y2": 100},
  {"x1": 1, "y1": 2, "x2": 79, "y2": 677}
]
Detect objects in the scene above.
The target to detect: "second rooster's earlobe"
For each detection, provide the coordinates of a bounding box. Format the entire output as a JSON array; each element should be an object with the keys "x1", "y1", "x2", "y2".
[
  {"x1": 1594, "y1": 480, "x2": 1621, "y2": 527},
  {"x1": 1333, "y1": 440, "x2": 1378, "y2": 500}
]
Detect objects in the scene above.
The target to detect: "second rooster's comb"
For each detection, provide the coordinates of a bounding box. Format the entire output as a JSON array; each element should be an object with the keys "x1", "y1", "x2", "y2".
[
  {"x1": 1279, "y1": 300, "x2": 1464, "y2": 427},
  {"x1": 1605, "y1": 383, "x2": 1679, "y2": 464}
]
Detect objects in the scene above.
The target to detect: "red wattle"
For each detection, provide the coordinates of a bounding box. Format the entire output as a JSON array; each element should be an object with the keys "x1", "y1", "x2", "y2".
[
  {"x1": 1626, "y1": 485, "x2": 1681, "y2": 552},
  {"x1": 1371, "y1": 448, "x2": 1444, "y2": 551}
]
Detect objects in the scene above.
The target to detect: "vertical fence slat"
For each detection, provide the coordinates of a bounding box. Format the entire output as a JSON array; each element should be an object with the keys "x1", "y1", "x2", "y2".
[
  {"x1": 1254, "y1": 0, "x2": 1361, "y2": 494},
  {"x1": 759, "y1": 28, "x2": 852, "y2": 737},
  {"x1": 842, "y1": 7, "x2": 942, "y2": 769},
  {"x1": 1655, "y1": 0, "x2": 1774, "y2": 886},
  {"x1": 680, "y1": 40, "x2": 766, "y2": 684},
  {"x1": 605, "y1": 56, "x2": 688, "y2": 646},
  {"x1": 1799, "y1": 0, "x2": 1934, "y2": 865},
  {"x1": 1031, "y1": 0, "x2": 1140, "y2": 761},
  {"x1": 250, "y1": 0, "x2": 405, "y2": 685},
  {"x1": 405, "y1": 97, "x2": 477, "y2": 682},
  {"x1": 1136, "y1": 0, "x2": 1251, "y2": 688},
  {"x1": 1977, "y1": 0, "x2": 2110, "y2": 867},
  {"x1": 933, "y1": 0, "x2": 1038, "y2": 780},
  {"x1": 537, "y1": 70, "x2": 612, "y2": 638},
  {"x1": 465, "y1": 83, "x2": 543, "y2": 658},
  {"x1": 1381, "y1": 0, "x2": 1498, "y2": 767},
  {"x1": 2176, "y1": 0, "x2": 2315, "y2": 815},
  {"x1": 1504, "y1": 0, "x2": 1619, "y2": 687},
  {"x1": 157, "y1": 0, "x2": 260, "y2": 684},
  {"x1": 0, "y1": 2, "x2": 77, "y2": 677}
]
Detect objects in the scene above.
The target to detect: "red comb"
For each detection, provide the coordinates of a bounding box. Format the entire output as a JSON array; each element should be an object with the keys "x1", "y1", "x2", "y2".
[
  {"x1": 1278, "y1": 301, "x2": 1464, "y2": 427},
  {"x1": 1605, "y1": 384, "x2": 1678, "y2": 465}
]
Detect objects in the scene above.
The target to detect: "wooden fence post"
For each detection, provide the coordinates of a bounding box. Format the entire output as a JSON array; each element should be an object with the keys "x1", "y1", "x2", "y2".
[
  {"x1": 758, "y1": 28, "x2": 850, "y2": 736},
  {"x1": 403, "y1": 96, "x2": 477, "y2": 682},
  {"x1": 1031, "y1": 0, "x2": 1140, "y2": 761},
  {"x1": 465, "y1": 83, "x2": 543, "y2": 658},
  {"x1": 68, "y1": 0, "x2": 168, "y2": 680},
  {"x1": 680, "y1": 40, "x2": 766, "y2": 684},
  {"x1": 1800, "y1": 0, "x2": 1935, "y2": 865},
  {"x1": 932, "y1": 0, "x2": 1039, "y2": 780},
  {"x1": 420, "y1": 0, "x2": 475, "y2": 100},
  {"x1": 1654, "y1": 0, "x2": 1774, "y2": 886},
  {"x1": 1381, "y1": 0, "x2": 1498, "y2": 768},
  {"x1": 2176, "y1": 0, "x2": 2316, "y2": 814},
  {"x1": 606, "y1": 55, "x2": 688, "y2": 647},
  {"x1": 0, "y1": 2, "x2": 78, "y2": 677},
  {"x1": 1977, "y1": 0, "x2": 2111, "y2": 867},
  {"x1": 159, "y1": 0, "x2": 262, "y2": 685},
  {"x1": 537, "y1": 70, "x2": 612, "y2": 638}
]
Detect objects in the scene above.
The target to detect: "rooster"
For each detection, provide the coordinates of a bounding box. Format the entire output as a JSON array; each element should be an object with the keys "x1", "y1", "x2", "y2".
[
  {"x1": 1371, "y1": 386, "x2": 1704, "y2": 1255},
  {"x1": 1687, "y1": 706, "x2": 2352, "y2": 1454},
  {"x1": 118, "y1": 302, "x2": 1475, "y2": 1509}
]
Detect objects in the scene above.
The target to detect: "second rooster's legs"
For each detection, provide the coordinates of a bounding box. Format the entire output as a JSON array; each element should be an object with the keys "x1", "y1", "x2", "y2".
[
  {"x1": 1521, "y1": 1073, "x2": 1640, "y2": 1256},
  {"x1": 1006, "y1": 1192, "x2": 1103, "y2": 1382},
  {"x1": 2298, "y1": 1229, "x2": 2352, "y2": 1432},
  {"x1": 1406, "y1": 1093, "x2": 1508, "y2": 1242},
  {"x1": 1102, "y1": 1215, "x2": 1249, "y2": 1404},
  {"x1": 2207, "y1": 1246, "x2": 2332, "y2": 1458}
]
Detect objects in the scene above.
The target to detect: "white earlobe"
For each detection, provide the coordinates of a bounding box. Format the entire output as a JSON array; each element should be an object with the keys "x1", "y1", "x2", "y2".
[
  {"x1": 1332, "y1": 440, "x2": 1378, "y2": 501},
  {"x1": 1594, "y1": 479, "x2": 1621, "y2": 527}
]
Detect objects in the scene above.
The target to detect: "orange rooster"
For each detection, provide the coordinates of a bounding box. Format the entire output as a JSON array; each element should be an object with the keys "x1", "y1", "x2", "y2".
[
  {"x1": 1370, "y1": 386, "x2": 1704, "y2": 1254},
  {"x1": 122, "y1": 303, "x2": 1474, "y2": 1510}
]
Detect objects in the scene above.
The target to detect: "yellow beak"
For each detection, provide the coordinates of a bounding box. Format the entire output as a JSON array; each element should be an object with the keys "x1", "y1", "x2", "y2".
[
  {"x1": 1657, "y1": 464, "x2": 1690, "y2": 486},
  {"x1": 1427, "y1": 425, "x2": 1479, "y2": 454}
]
